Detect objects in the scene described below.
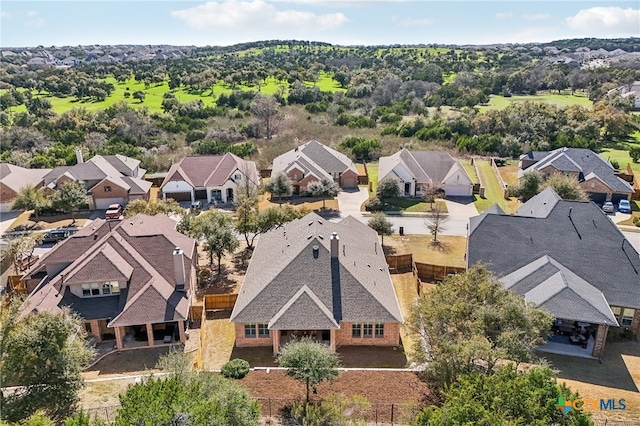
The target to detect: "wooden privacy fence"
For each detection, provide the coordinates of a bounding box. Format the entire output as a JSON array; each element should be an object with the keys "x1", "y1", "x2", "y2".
[
  {"x1": 385, "y1": 254, "x2": 466, "y2": 282},
  {"x1": 204, "y1": 293, "x2": 238, "y2": 311},
  {"x1": 385, "y1": 254, "x2": 413, "y2": 273}
]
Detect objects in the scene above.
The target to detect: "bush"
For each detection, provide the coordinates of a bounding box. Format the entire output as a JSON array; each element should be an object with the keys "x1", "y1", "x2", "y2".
[
  {"x1": 221, "y1": 358, "x2": 250, "y2": 379},
  {"x1": 365, "y1": 197, "x2": 383, "y2": 212},
  {"x1": 633, "y1": 215, "x2": 640, "y2": 227}
]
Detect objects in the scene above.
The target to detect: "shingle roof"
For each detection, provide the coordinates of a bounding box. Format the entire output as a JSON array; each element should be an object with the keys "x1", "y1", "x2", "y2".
[
  {"x1": 501, "y1": 256, "x2": 618, "y2": 325},
  {"x1": 230, "y1": 213, "x2": 403, "y2": 328},
  {"x1": 102, "y1": 154, "x2": 144, "y2": 178},
  {"x1": 21, "y1": 214, "x2": 197, "y2": 328},
  {"x1": 160, "y1": 153, "x2": 259, "y2": 189},
  {"x1": 468, "y1": 194, "x2": 640, "y2": 310},
  {"x1": 0, "y1": 163, "x2": 50, "y2": 195},
  {"x1": 522, "y1": 148, "x2": 633, "y2": 193},
  {"x1": 378, "y1": 149, "x2": 470, "y2": 185},
  {"x1": 271, "y1": 140, "x2": 358, "y2": 180},
  {"x1": 516, "y1": 187, "x2": 562, "y2": 218}
]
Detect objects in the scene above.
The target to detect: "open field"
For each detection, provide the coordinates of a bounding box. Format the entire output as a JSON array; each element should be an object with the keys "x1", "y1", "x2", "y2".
[
  {"x1": 496, "y1": 161, "x2": 520, "y2": 187},
  {"x1": 383, "y1": 234, "x2": 467, "y2": 267},
  {"x1": 599, "y1": 144, "x2": 640, "y2": 175},
  {"x1": 481, "y1": 92, "x2": 593, "y2": 111}
]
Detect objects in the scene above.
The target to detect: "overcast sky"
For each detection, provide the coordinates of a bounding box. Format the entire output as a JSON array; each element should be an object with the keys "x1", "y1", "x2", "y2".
[{"x1": 1, "y1": 0, "x2": 638, "y2": 48}]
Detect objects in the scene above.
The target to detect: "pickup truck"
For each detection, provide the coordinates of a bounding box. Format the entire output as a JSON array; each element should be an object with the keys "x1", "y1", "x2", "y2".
[{"x1": 105, "y1": 204, "x2": 123, "y2": 220}]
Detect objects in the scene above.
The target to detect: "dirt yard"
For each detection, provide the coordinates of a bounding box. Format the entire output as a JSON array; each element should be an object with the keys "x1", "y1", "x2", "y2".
[
  {"x1": 6, "y1": 211, "x2": 89, "y2": 232},
  {"x1": 384, "y1": 234, "x2": 467, "y2": 267}
]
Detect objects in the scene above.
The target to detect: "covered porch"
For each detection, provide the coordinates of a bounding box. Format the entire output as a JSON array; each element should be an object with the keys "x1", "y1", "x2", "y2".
[
  {"x1": 536, "y1": 318, "x2": 610, "y2": 359},
  {"x1": 271, "y1": 328, "x2": 336, "y2": 355},
  {"x1": 85, "y1": 319, "x2": 187, "y2": 350}
]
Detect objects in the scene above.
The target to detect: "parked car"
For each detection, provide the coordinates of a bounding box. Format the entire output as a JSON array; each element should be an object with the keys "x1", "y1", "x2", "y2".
[
  {"x1": 105, "y1": 204, "x2": 123, "y2": 220},
  {"x1": 190, "y1": 200, "x2": 202, "y2": 213},
  {"x1": 42, "y1": 229, "x2": 70, "y2": 244},
  {"x1": 618, "y1": 199, "x2": 632, "y2": 214},
  {"x1": 602, "y1": 201, "x2": 615, "y2": 213}
]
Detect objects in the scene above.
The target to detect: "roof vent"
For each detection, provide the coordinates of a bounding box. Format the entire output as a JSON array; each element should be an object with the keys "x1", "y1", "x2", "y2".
[
  {"x1": 307, "y1": 235, "x2": 313, "y2": 240},
  {"x1": 318, "y1": 235, "x2": 324, "y2": 240},
  {"x1": 312, "y1": 245, "x2": 319, "y2": 259}
]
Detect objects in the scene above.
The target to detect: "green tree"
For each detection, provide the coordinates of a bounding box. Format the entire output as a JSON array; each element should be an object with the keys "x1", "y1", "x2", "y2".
[
  {"x1": 541, "y1": 174, "x2": 588, "y2": 201},
  {"x1": 376, "y1": 177, "x2": 400, "y2": 201},
  {"x1": 265, "y1": 172, "x2": 293, "y2": 205},
  {"x1": 276, "y1": 337, "x2": 340, "y2": 405},
  {"x1": 630, "y1": 146, "x2": 640, "y2": 163},
  {"x1": 514, "y1": 170, "x2": 543, "y2": 201},
  {"x1": 123, "y1": 198, "x2": 185, "y2": 218},
  {"x1": 406, "y1": 266, "x2": 553, "y2": 390},
  {"x1": 184, "y1": 211, "x2": 239, "y2": 272},
  {"x1": 0, "y1": 304, "x2": 94, "y2": 423},
  {"x1": 306, "y1": 178, "x2": 340, "y2": 210},
  {"x1": 132, "y1": 91, "x2": 145, "y2": 103},
  {"x1": 235, "y1": 189, "x2": 260, "y2": 249},
  {"x1": 49, "y1": 181, "x2": 89, "y2": 222},
  {"x1": 11, "y1": 185, "x2": 50, "y2": 219},
  {"x1": 367, "y1": 214, "x2": 393, "y2": 246},
  {"x1": 413, "y1": 365, "x2": 592, "y2": 426}
]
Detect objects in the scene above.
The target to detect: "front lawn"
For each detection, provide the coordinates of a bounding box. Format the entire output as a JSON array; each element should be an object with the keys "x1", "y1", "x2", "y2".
[
  {"x1": 381, "y1": 198, "x2": 448, "y2": 213},
  {"x1": 599, "y1": 143, "x2": 640, "y2": 175}
]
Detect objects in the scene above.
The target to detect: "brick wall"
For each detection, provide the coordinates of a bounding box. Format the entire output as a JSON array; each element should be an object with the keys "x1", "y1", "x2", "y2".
[
  {"x1": 0, "y1": 183, "x2": 17, "y2": 204},
  {"x1": 630, "y1": 309, "x2": 640, "y2": 336},
  {"x1": 580, "y1": 177, "x2": 612, "y2": 198},
  {"x1": 93, "y1": 178, "x2": 129, "y2": 203},
  {"x1": 592, "y1": 324, "x2": 609, "y2": 358},
  {"x1": 234, "y1": 323, "x2": 272, "y2": 347},
  {"x1": 335, "y1": 322, "x2": 400, "y2": 347}
]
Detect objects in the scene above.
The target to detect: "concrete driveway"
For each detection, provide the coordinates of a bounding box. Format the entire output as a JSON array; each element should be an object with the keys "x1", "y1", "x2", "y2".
[
  {"x1": 337, "y1": 187, "x2": 369, "y2": 219},
  {"x1": 443, "y1": 197, "x2": 479, "y2": 220}
]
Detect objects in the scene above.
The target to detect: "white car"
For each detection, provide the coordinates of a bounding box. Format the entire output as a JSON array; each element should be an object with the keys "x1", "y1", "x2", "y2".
[{"x1": 602, "y1": 202, "x2": 615, "y2": 213}]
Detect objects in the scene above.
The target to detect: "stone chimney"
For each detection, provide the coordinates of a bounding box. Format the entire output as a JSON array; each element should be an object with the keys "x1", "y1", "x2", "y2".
[
  {"x1": 75, "y1": 148, "x2": 84, "y2": 164},
  {"x1": 330, "y1": 232, "x2": 339, "y2": 258},
  {"x1": 173, "y1": 247, "x2": 186, "y2": 291}
]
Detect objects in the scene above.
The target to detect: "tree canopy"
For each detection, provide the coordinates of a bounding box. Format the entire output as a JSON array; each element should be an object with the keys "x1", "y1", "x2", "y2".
[
  {"x1": 181, "y1": 211, "x2": 239, "y2": 272},
  {"x1": 367, "y1": 214, "x2": 393, "y2": 246},
  {"x1": 306, "y1": 178, "x2": 340, "y2": 210},
  {"x1": 265, "y1": 172, "x2": 293, "y2": 205},
  {"x1": 123, "y1": 198, "x2": 185, "y2": 218},
  {"x1": 11, "y1": 185, "x2": 50, "y2": 218},
  {"x1": 376, "y1": 177, "x2": 400, "y2": 200},
  {"x1": 49, "y1": 181, "x2": 90, "y2": 220}
]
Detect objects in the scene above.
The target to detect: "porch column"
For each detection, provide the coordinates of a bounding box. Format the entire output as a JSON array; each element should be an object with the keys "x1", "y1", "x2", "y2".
[
  {"x1": 330, "y1": 329, "x2": 336, "y2": 352},
  {"x1": 146, "y1": 323, "x2": 155, "y2": 347},
  {"x1": 592, "y1": 324, "x2": 609, "y2": 358},
  {"x1": 114, "y1": 326, "x2": 124, "y2": 350},
  {"x1": 178, "y1": 320, "x2": 186, "y2": 344},
  {"x1": 163, "y1": 191, "x2": 166, "y2": 201},
  {"x1": 89, "y1": 320, "x2": 102, "y2": 343},
  {"x1": 272, "y1": 329, "x2": 280, "y2": 355},
  {"x1": 190, "y1": 189, "x2": 195, "y2": 203}
]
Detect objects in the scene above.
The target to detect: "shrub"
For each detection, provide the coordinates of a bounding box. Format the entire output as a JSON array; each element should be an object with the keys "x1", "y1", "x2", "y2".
[
  {"x1": 221, "y1": 359, "x2": 250, "y2": 379},
  {"x1": 365, "y1": 197, "x2": 383, "y2": 212},
  {"x1": 630, "y1": 146, "x2": 640, "y2": 163},
  {"x1": 633, "y1": 215, "x2": 640, "y2": 227}
]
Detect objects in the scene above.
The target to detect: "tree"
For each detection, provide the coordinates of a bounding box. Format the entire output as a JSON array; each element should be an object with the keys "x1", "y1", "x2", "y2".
[
  {"x1": 123, "y1": 198, "x2": 185, "y2": 218},
  {"x1": 235, "y1": 189, "x2": 261, "y2": 249},
  {"x1": 250, "y1": 94, "x2": 281, "y2": 139},
  {"x1": 183, "y1": 211, "x2": 239, "y2": 272},
  {"x1": 1, "y1": 234, "x2": 42, "y2": 276},
  {"x1": 306, "y1": 178, "x2": 340, "y2": 210},
  {"x1": 132, "y1": 91, "x2": 145, "y2": 103},
  {"x1": 0, "y1": 304, "x2": 94, "y2": 423},
  {"x1": 425, "y1": 204, "x2": 448, "y2": 244},
  {"x1": 376, "y1": 177, "x2": 400, "y2": 201},
  {"x1": 514, "y1": 171, "x2": 543, "y2": 201},
  {"x1": 406, "y1": 266, "x2": 552, "y2": 390},
  {"x1": 630, "y1": 146, "x2": 640, "y2": 163},
  {"x1": 276, "y1": 338, "x2": 340, "y2": 405},
  {"x1": 265, "y1": 172, "x2": 293, "y2": 205},
  {"x1": 368, "y1": 214, "x2": 393, "y2": 246},
  {"x1": 413, "y1": 365, "x2": 593, "y2": 426},
  {"x1": 11, "y1": 185, "x2": 50, "y2": 219},
  {"x1": 422, "y1": 182, "x2": 442, "y2": 210},
  {"x1": 49, "y1": 181, "x2": 89, "y2": 222},
  {"x1": 541, "y1": 174, "x2": 588, "y2": 201}
]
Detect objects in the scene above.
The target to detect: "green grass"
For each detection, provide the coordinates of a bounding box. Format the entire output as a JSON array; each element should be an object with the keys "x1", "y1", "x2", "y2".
[
  {"x1": 305, "y1": 71, "x2": 347, "y2": 93},
  {"x1": 480, "y1": 92, "x2": 593, "y2": 112},
  {"x1": 461, "y1": 160, "x2": 478, "y2": 184},
  {"x1": 366, "y1": 161, "x2": 379, "y2": 195},
  {"x1": 475, "y1": 159, "x2": 509, "y2": 213},
  {"x1": 599, "y1": 143, "x2": 640, "y2": 175},
  {"x1": 383, "y1": 198, "x2": 448, "y2": 213}
]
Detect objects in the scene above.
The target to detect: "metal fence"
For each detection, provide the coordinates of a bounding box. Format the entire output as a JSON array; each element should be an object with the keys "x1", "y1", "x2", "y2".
[
  {"x1": 82, "y1": 406, "x2": 120, "y2": 423},
  {"x1": 594, "y1": 419, "x2": 640, "y2": 426}
]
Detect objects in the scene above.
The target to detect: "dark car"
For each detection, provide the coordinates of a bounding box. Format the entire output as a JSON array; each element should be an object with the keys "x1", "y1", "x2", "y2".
[{"x1": 42, "y1": 229, "x2": 70, "y2": 244}]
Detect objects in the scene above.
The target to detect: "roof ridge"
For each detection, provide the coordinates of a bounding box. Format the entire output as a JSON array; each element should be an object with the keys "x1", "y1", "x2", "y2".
[{"x1": 268, "y1": 285, "x2": 339, "y2": 329}]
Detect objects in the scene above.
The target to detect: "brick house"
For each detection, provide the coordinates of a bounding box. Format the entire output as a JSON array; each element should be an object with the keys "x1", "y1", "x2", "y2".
[
  {"x1": 20, "y1": 214, "x2": 197, "y2": 350},
  {"x1": 0, "y1": 163, "x2": 51, "y2": 212},
  {"x1": 230, "y1": 212, "x2": 403, "y2": 354},
  {"x1": 271, "y1": 140, "x2": 359, "y2": 195},
  {"x1": 519, "y1": 147, "x2": 633, "y2": 204},
  {"x1": 42, "y1": 152, "x2": 151, "y2": 209},
  {"x1": 468, "y1": 188, "x2": 640, "y2": 359}
]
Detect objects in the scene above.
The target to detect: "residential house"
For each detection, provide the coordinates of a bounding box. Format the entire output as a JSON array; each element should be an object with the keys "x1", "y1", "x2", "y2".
[
  {"x1": 230, "y1": 212, "x2": 403, "y2": 354},
  {"x1": 617, "y1": 81, "x2": 640, "y2": 109},
  {"x1": 519, "y1": 147, "x2": 633, "y2": 204},
  {"x1": 271, "y1": 140, "x2": 359, "y2": 194},
  {"x1": 21, "y1": 214, "x2": 197, "y2": 350},
  {"x1": 160, "y1": 153, "x2": 260, "y2": 205},
  {"x1": 378, "y1": 149, "x2": 474, "y2": 197},
  {"x1": 0, "y1": 163, "x2": 51, "y2": 212},
  {"x1": 43, "y1": 151, "x2": 151, "y2": 209},
  {"x1": 468, "y1": 188, "x2": 640, "y2": 358}
]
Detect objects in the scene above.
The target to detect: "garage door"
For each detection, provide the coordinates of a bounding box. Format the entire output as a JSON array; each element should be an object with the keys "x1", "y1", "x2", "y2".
[
  {"x1": 95, "y1": 197, "x2": 125, "y2": 210},
  {"x1": 611, "y1": 193, "x2": 629, "y2": 204},
  {"x1": 444, "y1": 184, "x2": 472, "y2": 197},
  {"x1": 588, "y1": 192, "x2": 607, "y2": 205},
  {"x1": 341, "y1": 177, "x2": 357, "y2": 188},
  {"x1": 165, "y1": 192, "x2": 192, "y2": 202}
]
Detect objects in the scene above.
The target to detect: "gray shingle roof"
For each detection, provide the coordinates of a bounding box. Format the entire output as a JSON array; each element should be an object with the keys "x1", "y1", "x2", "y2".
[
  {"x1": 468, "y1": 195, "x2": 640, "y2": 310},
  {"x1": 517, "y1": 187, "x2": 562, "y2": 217},
  {"x1": 271, "y1": 140, "x2": 358, "y2": 179},
  {"x1": 378, "y1": 149, "x2": 470, "y2": 186},
  {"x1": 501, "y1": 255, "x2": 618, "y2": 325},
  {"x1": 230, "y1": 213, "x2": 403, "y2": 328},
  {"x1": 0, "y1": 163, "x2": 50, "y2": 195}
]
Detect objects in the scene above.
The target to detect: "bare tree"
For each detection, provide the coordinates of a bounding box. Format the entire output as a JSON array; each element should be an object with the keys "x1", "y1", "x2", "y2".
[
  {"x1": 425, "y1": 204, "x2": 448, "y2": 244},
  {"x1": 250, "y1": 94, "x2": 282, "y2": 139}
]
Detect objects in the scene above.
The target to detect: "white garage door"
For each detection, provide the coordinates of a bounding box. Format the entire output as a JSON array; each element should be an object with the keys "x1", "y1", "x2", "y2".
[
  {"x1": 95, "y1": 197, "x2": 125, "y2": 210},
  {"x1": 444, "y1": 184, "x2": 472, "y2": 197}
]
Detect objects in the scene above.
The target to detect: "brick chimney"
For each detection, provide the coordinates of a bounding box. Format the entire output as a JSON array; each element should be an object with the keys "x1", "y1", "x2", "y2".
[
  {"x1": 173, "y1": 247, "x2": 186, "y2": 291},
  {"x1": 330, "y1": 232, "x2": 339, "y2": 258}
]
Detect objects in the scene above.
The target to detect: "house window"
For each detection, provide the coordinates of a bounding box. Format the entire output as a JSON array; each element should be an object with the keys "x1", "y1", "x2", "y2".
[
  {"x1": 244, "y1": 324, "x2": 256, "y2": 338},
  {"x1": 102, "y1": 281, "x2": 120, "y2": 295},
  {"x1": 211, "y1": 189, "x2": 222, "y2": 201},
  {"x1": 622, "y1": 308, "x2": 635, "y2": 326},
  {"x1": 235, "y1": 173, "x2": 242, "y2": 180},
  {"x1": 258, "y1": 323, "x2": 269, "y2": 338},
  {"x1": 590, "y1": 182, "x2": 595, "y2": 188},
  {"x1": 352, "y1": 323, "x2": 361, "y2": 338},
  {"x1": 84, "y1": 322, "x2": 92, "y2": 333},
  {"x1": 363, "y1": 323, "x2": 373, "y2": 338},
  {"x1": 375, "y1": 323, "x2": 384, "y2": 338},
  {"x1": 104, "y1": 186, "x2": 111, "y2": 192},
  {"x1": 82, "y1": 284, "x2": 91, "y2": 296},
  {"x1": 293, "y1": 173, "x2": 298, "y2": 180}
]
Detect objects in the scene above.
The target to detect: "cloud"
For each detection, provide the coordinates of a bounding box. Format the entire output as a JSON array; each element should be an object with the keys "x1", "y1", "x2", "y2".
[
  {"x1": 0, "y1": 11, "x2": 11, "y2": 19},
  {"x1": 523, "y1": 13, "x2": 551, "y2": 20},
  {"x1": 566, "y1": 7, "x2": 640, "y2": 34},
  {"x1": 391, "y1": 16, "x2": 434, "y2": 27},
  {"x1": 171, "y1": 0, "x2": 348, "y2": 31},
  {"x1": 270, "y1": 0, "x2": 407, "y2": 6},
  {"x1": 495, "y1": 12, "x2": 514, "y2": 20}
]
